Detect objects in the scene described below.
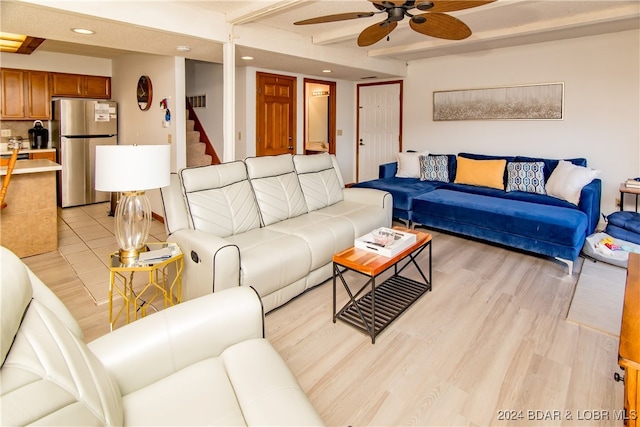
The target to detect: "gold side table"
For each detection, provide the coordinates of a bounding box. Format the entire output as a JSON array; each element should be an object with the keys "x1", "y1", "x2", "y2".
[{"x1": 108, "y1": 242, "x2": 184, "y2": 331}]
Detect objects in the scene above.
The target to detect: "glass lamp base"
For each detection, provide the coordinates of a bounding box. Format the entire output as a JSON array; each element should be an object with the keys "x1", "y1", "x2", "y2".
[{"x1": 115, "y1": 191, "x2": 151, "y2": 260}]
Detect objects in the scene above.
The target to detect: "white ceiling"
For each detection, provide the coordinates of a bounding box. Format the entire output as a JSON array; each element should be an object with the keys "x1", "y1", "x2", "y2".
[{"x1": 1, "y1": 0, "x2": 639, "y2": 80}]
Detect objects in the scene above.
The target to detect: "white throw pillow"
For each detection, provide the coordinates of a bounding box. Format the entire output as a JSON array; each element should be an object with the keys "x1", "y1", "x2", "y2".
[
  {"x1": 546, "y1": 160, "x2": 600, "y2": 205},
  {"x1": 396, "y1": 151, "x2": 428, "y2": 178}
]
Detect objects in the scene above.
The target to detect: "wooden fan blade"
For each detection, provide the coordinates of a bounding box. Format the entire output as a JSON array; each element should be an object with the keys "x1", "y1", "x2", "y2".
[
  {"x1": 410, "y1": 12, "x2": 471, "y2": 40},
  {"x1": 294, "y1": 12, "x2": 374, "y2": 25},
  {"x1": 358, "y1": 21, "x2": 398, "y2": 46},
  {"x1": 427, "y1": 0, "x2": 496, "y2": 13}
]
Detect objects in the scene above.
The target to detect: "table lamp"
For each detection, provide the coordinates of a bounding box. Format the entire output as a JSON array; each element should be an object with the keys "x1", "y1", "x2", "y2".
[{"x1": 95, "y1": 144, "x2": 170, "y2": 260}]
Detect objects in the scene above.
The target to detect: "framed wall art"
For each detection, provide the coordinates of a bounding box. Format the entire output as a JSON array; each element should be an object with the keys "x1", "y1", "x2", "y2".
[{"x1": 433, "y1": 82, "x2": 564, "y2": 121}]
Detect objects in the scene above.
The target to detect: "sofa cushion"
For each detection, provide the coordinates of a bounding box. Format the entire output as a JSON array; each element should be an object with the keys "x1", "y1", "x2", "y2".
[
  {"x1": 607, "y1": 211, "x2": 640, "y2": 235},
  {"x1": 225, "y1": 228, "x2": 311, "y2": 297},
  {"x1": 506, "y1": 161, "x2": 546, "y2": 194},
  {"x1": 419, "y1": 154, "x2": 450, "y2": 182},
  {"x1": 412, "y1": 189, "x2": 588, "y2": 259},
  {"x1": 352, "y1": 177, "x2": 443, "y2": 218},
  {"x1": 395, "y1": 151, "x2": 428, "y2": 178},
  {"x1": 180, "y1": 162, "x2": 261, "y2": 237},
  {"x1": 267, "y1": 212, "x2": 354, "y2": 270},
  {"x1": 122, "y1": 357, "x2": 246, "y2": 426},
  {"x1": 546, "y1": 160, "x2": 600, "y2": 205},
  {"x1": 514, "y1": 156, "x2": 587, "y2": 181},
  {"x1": 245, "y1": 154, "x2": 308, "y2": 226},
  {"x1": 454, "y1": 156, "x2": 506, "y2": 190},
  {"x1": 293, "y1": 153, "x2": 343, "y2": 211},
  {"x1": 222, "y1": 338, "x2": 324, "y2": 426}
]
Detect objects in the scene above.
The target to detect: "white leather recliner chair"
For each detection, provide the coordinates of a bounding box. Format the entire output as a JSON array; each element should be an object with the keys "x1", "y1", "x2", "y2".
[{"x1": 0, "y1": 246, "x2": 323, "y2": 426}]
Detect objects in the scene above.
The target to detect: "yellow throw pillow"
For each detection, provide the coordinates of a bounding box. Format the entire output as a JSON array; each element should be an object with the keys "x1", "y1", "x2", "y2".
[{"x1": 454, "y1": 157, "x2": 507, "y2": 190}]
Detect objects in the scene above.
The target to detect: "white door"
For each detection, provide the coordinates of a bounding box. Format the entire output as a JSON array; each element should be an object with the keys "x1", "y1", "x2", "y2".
[{"x1": 357, "y1": 82, "x2": 401, "y2": 182}]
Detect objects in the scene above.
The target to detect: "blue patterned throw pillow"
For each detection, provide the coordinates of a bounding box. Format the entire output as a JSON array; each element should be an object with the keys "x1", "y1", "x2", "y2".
[
  {"x1": 506, "y1": 162, "x2": 546, "y2": 194},
  {"x1": 419, "y1": 155, "x2": 449, "y2": 182}
]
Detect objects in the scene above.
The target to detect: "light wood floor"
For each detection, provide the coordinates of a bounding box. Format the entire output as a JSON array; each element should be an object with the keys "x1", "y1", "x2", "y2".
[{"x1": 21, "y1": 204, "x2": 625, "y2": 426}]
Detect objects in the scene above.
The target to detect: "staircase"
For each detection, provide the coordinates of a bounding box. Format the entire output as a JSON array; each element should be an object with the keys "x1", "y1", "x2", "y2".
[{"x1": 186, "y1": 115, "x2": 213, "y2": 167}]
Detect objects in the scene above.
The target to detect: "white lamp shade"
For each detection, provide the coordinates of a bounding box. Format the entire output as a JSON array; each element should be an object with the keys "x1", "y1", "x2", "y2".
[{"x1": 95, "y1": 144, "x2": 170, "y2": 192}]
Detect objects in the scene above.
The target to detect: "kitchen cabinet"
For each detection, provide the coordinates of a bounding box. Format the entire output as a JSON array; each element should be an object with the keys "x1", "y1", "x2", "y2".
[
  {"x1": 0, "y1": 68, "x2": 50, "y2": 120},
  {"x1": 620, "y1": 253, "x2": 640, "y2": 426},
  {"x1": 51, "y1": 73, "x2": 111, "y2": 99},
  {"x1": 29, "y1": 151, "x2": 56, "y2": 162},
  {"x1": 0, "y1": 159, "x2": 61, "y2": 257}
]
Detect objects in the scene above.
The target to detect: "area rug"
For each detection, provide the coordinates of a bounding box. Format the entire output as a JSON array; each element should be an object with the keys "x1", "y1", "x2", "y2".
[{"x1": 566, "y1": 259, "x2": 627, "y2": 336}]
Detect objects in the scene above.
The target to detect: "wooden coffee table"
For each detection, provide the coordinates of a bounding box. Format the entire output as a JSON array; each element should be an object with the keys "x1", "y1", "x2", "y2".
[{"x1": 332, "y1": 226, "x2": 432, "y2": 343}]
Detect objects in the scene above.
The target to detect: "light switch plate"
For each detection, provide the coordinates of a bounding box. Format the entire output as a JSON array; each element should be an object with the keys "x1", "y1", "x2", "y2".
[{"x1": 0, "y1": 129, "x2": 11, "y2": 137}]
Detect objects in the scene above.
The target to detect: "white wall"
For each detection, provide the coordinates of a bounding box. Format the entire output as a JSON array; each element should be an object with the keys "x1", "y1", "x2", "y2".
[
  {"x1": 403, "y1": 29, "x2": 640, "y2": 217},
  {"x1": 111, "y1": 53, "x2": 185, "y2": 216}
]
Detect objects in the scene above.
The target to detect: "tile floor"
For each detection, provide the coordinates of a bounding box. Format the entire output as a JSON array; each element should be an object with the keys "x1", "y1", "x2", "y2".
[{"x1": 57, "y1": 202, "x2": 167, "y2": 305}]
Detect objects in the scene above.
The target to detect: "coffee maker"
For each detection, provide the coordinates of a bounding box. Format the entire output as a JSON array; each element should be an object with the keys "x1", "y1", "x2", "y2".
[{"x1": 28, "y1": 120, "x2": 49, "y2": 149}]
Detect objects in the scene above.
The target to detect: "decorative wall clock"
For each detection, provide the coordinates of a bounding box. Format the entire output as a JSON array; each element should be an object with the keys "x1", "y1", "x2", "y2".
[{"x1": 137, "y1": 75, "x2": 152, "y2": 111}]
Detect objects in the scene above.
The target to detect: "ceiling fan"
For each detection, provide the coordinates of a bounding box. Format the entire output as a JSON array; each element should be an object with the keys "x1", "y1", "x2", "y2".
[{"x1": 294, "y1": 0, "x2": 496, "y2": 47}]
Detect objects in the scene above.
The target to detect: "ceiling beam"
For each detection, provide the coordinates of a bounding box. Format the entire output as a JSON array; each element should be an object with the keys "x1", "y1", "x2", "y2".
[{"x1": 227, "y1": 0, "x2": 309, "y2": 25}]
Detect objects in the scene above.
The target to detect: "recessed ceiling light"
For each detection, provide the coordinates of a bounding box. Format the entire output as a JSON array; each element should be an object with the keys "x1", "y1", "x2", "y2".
[
  {"x1": 72, "y1": 28, "x2": 95, "y2": 35},
  {"x1": 241, "y1": 56, "x2": 254, "y2": 60},
  {"x1": 176, "y1": 46, "x2": 191, "y2": 52},
  {"x1": 322, "y1": 69, "x2": 332, "y2": 73}
]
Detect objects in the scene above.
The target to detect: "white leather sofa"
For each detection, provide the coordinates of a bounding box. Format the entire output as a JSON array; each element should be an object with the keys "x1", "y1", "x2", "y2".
[
  {"x1": 0, "y1": 246, "x2": 324, "y2": 426},
  {"x1": 161, "y1": 153, "x2": 392, "y2": 312}
]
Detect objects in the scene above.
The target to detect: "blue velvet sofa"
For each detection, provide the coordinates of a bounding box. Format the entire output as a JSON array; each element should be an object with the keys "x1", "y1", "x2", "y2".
[{"x1": 353, "y1": 153, "x2": 601, "y2": 274}]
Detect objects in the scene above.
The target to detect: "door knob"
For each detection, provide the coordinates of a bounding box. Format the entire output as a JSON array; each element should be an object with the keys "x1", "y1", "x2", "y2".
[{"x1": 288, "y1": 146, "x2": 293, "y2": 150}]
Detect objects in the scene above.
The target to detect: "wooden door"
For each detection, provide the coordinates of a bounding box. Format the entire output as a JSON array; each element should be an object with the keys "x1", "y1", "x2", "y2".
[
  {"x1": 357, "y1": 81, "x2": 402, "y2": 182},
  {"x1": 256, "y1": 72, "x2": 296, "y2": 157}
]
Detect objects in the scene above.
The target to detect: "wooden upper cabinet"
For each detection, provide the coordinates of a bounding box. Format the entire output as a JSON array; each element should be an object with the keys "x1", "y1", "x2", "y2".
[
  {"x1": 0, "y1": 69, "x2": 26, "y2": 118},
  {"x1": 26, "y1": 71, "x2": 50, "y2": 119},
  {"x1": 83, "y1": 75, "x2": 111, "y2": 98},
  {"x1": 51, "y1": 73, "x2": 111, "y2": 99},
  {"x1": 0, "y1": 68, "x2": 49, "y2": 120},
  {"x1": 50, "y1": 73, "x2": 82, "y2": 97}
]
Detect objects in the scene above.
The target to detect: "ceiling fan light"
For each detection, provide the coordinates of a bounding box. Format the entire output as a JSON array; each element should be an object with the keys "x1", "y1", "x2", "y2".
[
  {"x1": 388, "y1": 7, "x2": 405, "y2": 21},
  {"x1": 416, "y1": 1, "x2": 434, "y2": 11}
]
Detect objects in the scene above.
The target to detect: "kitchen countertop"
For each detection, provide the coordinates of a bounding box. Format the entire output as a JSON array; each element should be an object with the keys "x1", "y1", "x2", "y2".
[
  {"x1": 0, "y1": 148, "x2": 56, "y2": 156},
  {"x1": 0, "y1": 159, "x2": 61, "y2": 176}
]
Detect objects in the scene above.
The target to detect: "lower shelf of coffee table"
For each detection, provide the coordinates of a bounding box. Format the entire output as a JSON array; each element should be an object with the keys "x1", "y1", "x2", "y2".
[{"x1": 337, "y1": 275, "x2": 431, "y2": 338}]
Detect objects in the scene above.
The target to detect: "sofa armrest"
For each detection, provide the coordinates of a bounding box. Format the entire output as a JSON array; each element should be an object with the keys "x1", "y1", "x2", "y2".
[
  {"x1": 343, "y1": 187, "x2": 393, "y2": 225},
  {"x1": 379, "y1": 162, "x2": 398, "y2": 179},
  {"x1": 169, "y1": 229, "x2": 241, "y2": 300},
  {"x1": 88, "y1": 287, "x2": 264, "y2": 396},
  {"x1": 579, "y1": 178, "x2": 602, "y2": 234}
]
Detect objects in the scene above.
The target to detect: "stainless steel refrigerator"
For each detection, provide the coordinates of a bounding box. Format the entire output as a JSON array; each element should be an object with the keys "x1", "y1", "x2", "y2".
[{"x1": 52, "y1": 99, "x2": 118, "y2": 207}]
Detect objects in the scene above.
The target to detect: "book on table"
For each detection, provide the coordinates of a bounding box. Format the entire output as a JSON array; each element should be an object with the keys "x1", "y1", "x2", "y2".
[
  {"x1": 626, "y1": 179, "x2": 640, "y2": 188},
  {"x1": 355, "y1": 228, "x2": 417, "y2": 257},
  {"x1": 138, "y1": 247, "x2": 173, "y2": 263}
]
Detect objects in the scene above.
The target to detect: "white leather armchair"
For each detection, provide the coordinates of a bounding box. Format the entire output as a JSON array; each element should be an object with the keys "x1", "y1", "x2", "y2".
[{"x1": 0, "y1": 246, "x2": 323, "y2": 426}]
